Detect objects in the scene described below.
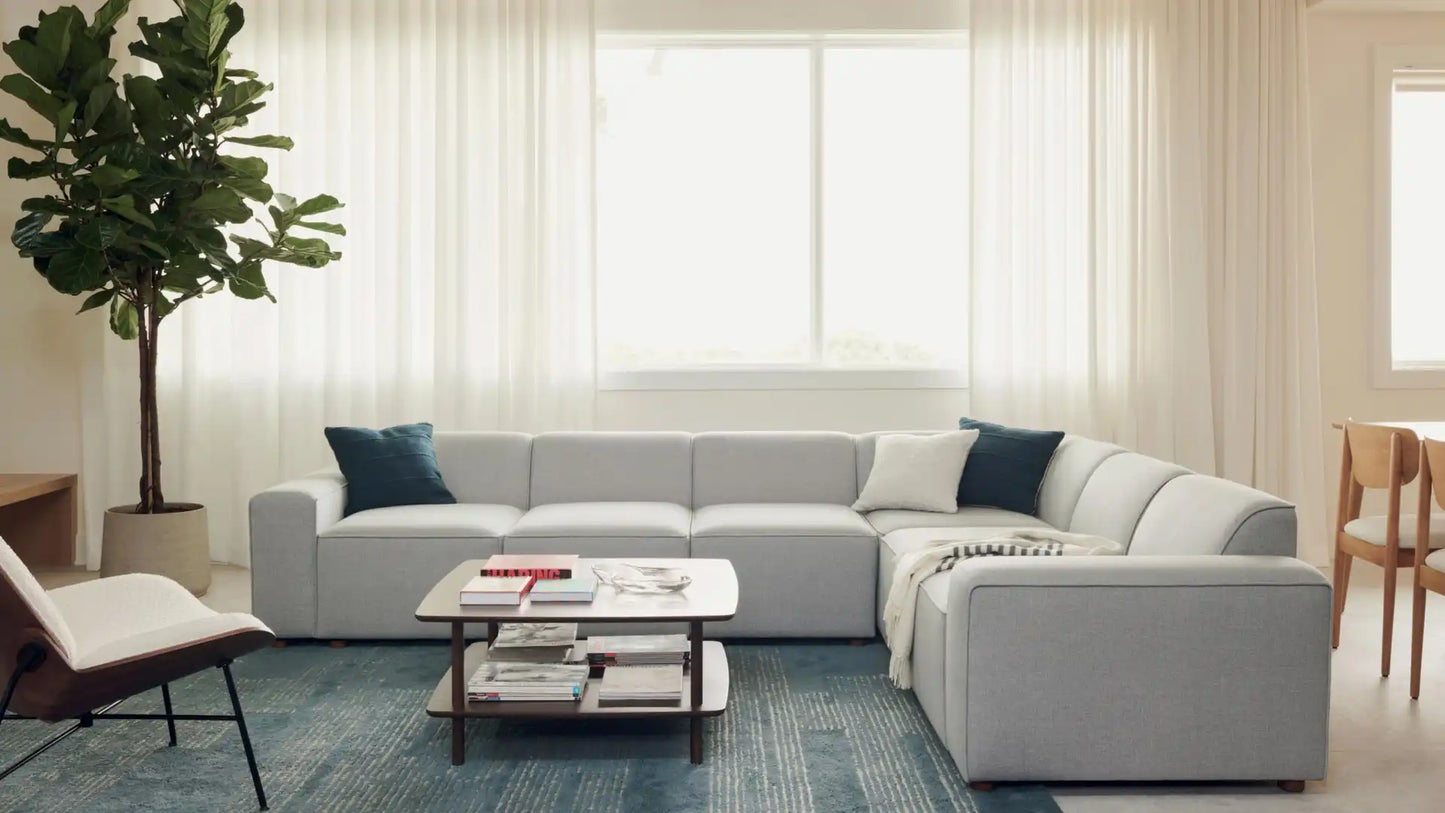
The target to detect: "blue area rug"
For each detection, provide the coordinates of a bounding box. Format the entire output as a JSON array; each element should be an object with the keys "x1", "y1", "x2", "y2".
[{"x1": 0, "y1": 642, "x2": 1058, "y2": 812}]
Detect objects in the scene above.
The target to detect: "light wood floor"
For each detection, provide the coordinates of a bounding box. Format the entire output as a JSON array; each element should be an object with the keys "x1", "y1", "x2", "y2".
[{"x1": 32, "y1": 564, "x2": 1445, "y2": 811}]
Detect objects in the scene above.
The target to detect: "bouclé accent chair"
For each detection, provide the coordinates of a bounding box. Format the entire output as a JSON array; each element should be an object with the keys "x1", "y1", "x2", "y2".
[{"x1": 0, "y1": 535, "x2": 275, "y2": 809}]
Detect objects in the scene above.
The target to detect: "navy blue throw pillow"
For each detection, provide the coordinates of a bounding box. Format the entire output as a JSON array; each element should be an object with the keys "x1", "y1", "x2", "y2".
[
  {"x1": 956, "y1": 418, "x2": 1065, "y2": 515},
  {"x1": 324, "y1": 423, "x2": 457, "y2": 517}
]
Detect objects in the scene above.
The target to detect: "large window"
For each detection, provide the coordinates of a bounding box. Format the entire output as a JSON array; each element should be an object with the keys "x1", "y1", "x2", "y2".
[
  {"x1": 595, "y1": 36, "x2": 969, "y2": 388},
  {"x1": 1376, "y1": 52, "x2": 1445, "y2": 386}
]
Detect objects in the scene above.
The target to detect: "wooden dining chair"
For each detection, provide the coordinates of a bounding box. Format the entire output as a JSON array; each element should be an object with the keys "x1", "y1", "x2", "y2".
[
  {"x1": 1411, "y1": 438, "x2": 1445, "y2": 698},
  {"x1": 1333, "y1": 421, "x2": 1445, "y2": 677}
]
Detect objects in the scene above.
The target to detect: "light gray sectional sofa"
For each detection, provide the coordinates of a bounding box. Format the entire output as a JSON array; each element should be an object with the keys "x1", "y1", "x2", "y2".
[{"x1": 250, "y1": 430, "x2": 1331, "y2": 787}]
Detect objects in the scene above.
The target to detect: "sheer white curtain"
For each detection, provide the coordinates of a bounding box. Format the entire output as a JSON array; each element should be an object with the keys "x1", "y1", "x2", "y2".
[
  {"x1": 81, "y1": 0, "x2": 596, "y2": 567},
  {"x1": 970, "y1": 0, "x2": 1327, "y2": 561}
]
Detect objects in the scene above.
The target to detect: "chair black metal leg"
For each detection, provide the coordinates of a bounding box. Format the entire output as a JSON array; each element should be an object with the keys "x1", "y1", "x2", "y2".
[
  {"x1": 221, "y1": 662, "x2": 268, "y2": 811},
  {"x1": 160, "y1": 684, "x2": 177, "y2": 746},
  {"x1": 0, "y1": 719, "x2": 86, "y2": 781}
]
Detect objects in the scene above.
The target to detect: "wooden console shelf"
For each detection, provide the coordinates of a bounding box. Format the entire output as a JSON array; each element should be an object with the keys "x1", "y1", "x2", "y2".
[{"x1": 0, "y1": 474, "x2": 77, "y2": 567}]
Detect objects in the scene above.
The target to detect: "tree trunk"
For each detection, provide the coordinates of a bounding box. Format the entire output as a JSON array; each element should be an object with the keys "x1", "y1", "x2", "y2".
[{"x1": 136, "y1": 272, "x2": 165, "y2": 513}]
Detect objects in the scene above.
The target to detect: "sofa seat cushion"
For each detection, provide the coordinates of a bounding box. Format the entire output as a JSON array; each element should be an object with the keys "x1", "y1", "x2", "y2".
[
  {"x1": 508, "y1": 502, "x2": 690, "y2": 538},
  {"x1": 692, "y1": 503, "x2": 875, "y2": 538},
  {"x1": 1343, "y1": 514, "x2": 1445, "y2": 549},
  {"x1": 877, "y1": 526, "x2": 1028, "y2": 632},
  {"x1": 867, "y1": 507, "x2": 1051, "y2": 535},
  {"x1": 319, "y1": 503, "x2": 522, "y2": 539}
]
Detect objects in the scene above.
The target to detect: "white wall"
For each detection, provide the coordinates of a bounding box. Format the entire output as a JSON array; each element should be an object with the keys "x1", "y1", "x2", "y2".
[
  {"x1": 0, "y1": 0, "x2": 86, "y2": 477},
  {"x1": 1309, "y1": 10, "x2": 1445, "y2": 526},
  {"x1": 597, "y1": 388, "x2": 968, "y2": 432}
]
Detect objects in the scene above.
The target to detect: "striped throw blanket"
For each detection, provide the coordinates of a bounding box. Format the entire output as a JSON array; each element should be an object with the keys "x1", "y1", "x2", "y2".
[{"x1": 882, "y1": 530, "x2": 1123, "y2": 688}]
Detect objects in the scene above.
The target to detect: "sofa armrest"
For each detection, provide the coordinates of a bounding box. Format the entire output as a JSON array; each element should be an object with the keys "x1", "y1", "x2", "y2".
[
  {"x1": 944, "y1": 556, "x2": 1330, "y2": 783},
  {"x1": 248, "y1": 471, "x2": 346, "y2": 638}
]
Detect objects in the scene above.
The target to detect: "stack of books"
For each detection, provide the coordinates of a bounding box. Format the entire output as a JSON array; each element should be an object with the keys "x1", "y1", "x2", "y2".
[
  {"x1": 472, "y1": 554, "x2": 597, "y2": 604},
  {"x1": 598, "y1": 663, "x2": 684, "y2": 705},
  {"x1": 586, "y1": 634, "x2": 691, "y2": 667},
  {"x1": 488, "y1": 623, "x2": 583, "y2": 664},
  {"x1": 467, "y1": 662, "x2": 589, "y2": 702}
]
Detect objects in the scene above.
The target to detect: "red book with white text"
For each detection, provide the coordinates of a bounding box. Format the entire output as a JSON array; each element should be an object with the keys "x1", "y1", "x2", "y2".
[{"x1": 481, "y1": 554, "x2": 579, "y2": 581}]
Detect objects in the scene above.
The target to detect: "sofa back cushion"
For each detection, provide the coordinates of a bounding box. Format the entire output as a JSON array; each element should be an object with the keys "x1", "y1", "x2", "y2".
[
  {"x1": 531, "y1": 431, "x2": 692, "y2": 505},
  {"x1": 433, "y1": 431, "x2": 533, "y2": 508},
  {"x1": 855, "y1": 431, "x2": 938, "y2": 491},
  {"x1": 1130, "y1": 474, "x2": 1297, "y2": 556},
  {"x1": 693, "y1": 431, "x2": 858, "y2": 507},
  {"x1": 1035, "y1": 435, "x2": 1125, "y2": 529},
  {"x1": 1068, "y1": 452, "x2": 1189, "y2": 546}
]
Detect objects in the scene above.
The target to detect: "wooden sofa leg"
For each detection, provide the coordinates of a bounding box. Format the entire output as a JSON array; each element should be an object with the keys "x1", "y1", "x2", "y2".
[
  {"x1": 1277, "y1": 780, "x2": 1305, "y2": 793},
  {"x1": 968, "y1": 781, "x2": 995, "y2": 792},
  {"x1": 328, "y1": 640, "x2": 346, "y2": 649}
]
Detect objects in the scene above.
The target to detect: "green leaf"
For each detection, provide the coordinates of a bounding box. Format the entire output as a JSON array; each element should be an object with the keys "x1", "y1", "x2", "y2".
[
  {"x1": 221, "y1": 176, "x2": 272, "y2": 202},
  {"x1": 101, "y1": 195, "x2": 156, "y2": 229},
  {"x1": 3, "y1": 40, "x2": 61, "y2": 90},
  {"x1": 292, "y1": 194, "x2": 343, "y2": 218},
  {"x1": 53, "y1": 100, "x2": 76, "y2": 145},
  {"x1": 88, "y1": 163, "x2": 141, "y2": 191},
  {"x1": 73, "y1": 57, "x2": 117, "y2": 96},
  {"x1": 226, "y1": 133, "x2": 292, "y2": 150},
  {"x1": 21, "y1": 197, "x2": 74, "y2": 216},
  {"x1": 182, "y1": 0, "x2": 232, "y2": 58},
  {"x1": 228, "y1": 260, "x2": 271, "y2": 300},
  {"x1": 223, "y1": 68, "x2": 258, "y2": 80},
  {"x1": 188, "y1": 186, "x2": 251, "y2": 222},
  {"x1": 272, "y1": 193, "x2": 297, "y2": 212},
  {"x1": 0, "y1": 118, "x2": 46, "y2": 151},
  {"x1": 11, "y1": 211, "x2": 51, "y2": 251},
  {"x1": 215, "y1": 3, "x2": 245, "y2": 57},
  {"x1": 122, "y1": 75, "x2": 170, "y2": 146},
  {"x1": 82, "y1": 82, "x2": 116, "y2": 129},
  {"x1": 45, "y1": 247, "x2": 106, "y2": 294},
  {"x1": 294, "y1": 220, "x2": 345, "y2": 236},
  {"x1": 274, "y1": 234, "x2": 340, "y2": 268},
  {"x1": 7, "y1": 155, "x2": 57, "y2": 179},
  {"x1": 88, "y1": 0, "x2": 132, "y2": 38},
  {"x1": 77, "y1": 288, "x2": 115, "y2": 314},
  {"x1": 109, "y1": 297, "x2": 139, "y2": 339},
  {"x1": 0, "y1": 73, "x2": 62, "y2": 121},
  {"x1": 35, "y1": 8, "x2": 78, "y2": 66},
  {"x1": 76, "y1": 217, "x2": 124, "y2": 251},
  {"x1": 218, "y1": 154, "x2": 267, "y2": 179},
  {"x1": 217, "y1": 79, "x2": 268, "y2": 117}
]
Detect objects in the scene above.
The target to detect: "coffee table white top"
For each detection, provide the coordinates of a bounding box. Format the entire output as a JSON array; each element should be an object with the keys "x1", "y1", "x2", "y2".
[{"x1": 415, "y1": 558, "x2": 739, "y2": 624}]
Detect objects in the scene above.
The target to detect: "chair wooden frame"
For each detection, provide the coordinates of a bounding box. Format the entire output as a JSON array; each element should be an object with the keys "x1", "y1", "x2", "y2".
[
  {"x1": 1332, "y1": 420, "x2": 1424, "y2": 677},
  {"x1": 0, "y1": 561, "x2": 274, "y2": 809},
  {"x1": 1410, "y1": 438, "x2": 1445, "y2": 699}
]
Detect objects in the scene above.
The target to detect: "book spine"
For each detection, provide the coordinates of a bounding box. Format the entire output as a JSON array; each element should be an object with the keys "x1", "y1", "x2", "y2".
[{"x1": 482, "y1": 567, "x2": 573, "y2": 580}]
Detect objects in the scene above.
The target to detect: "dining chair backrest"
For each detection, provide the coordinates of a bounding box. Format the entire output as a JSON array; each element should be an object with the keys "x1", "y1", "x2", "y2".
[
  {"x1": 0, "y1": 535, "x2": 76, "y2": 668},
  {"x1": 1344, "y1": 421, "x2": 1421, "y2": 490},
  {"x1": 1422, "y1": 438, "x2": 1445, "y2": 511}
]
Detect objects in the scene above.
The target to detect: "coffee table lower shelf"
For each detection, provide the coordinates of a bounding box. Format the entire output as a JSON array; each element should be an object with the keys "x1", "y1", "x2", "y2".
[{"x1": 427, "y1": 640, "x2": 729, "y2": 763}]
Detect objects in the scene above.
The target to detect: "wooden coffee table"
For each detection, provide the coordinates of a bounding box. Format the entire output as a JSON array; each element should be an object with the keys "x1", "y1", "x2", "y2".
[{"x1": 415, "y1": 558, "x2": 738, "y2": 766}]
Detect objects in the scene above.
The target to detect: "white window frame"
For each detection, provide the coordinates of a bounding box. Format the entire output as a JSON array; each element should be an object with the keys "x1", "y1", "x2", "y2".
[
  {"x1": 1372, "y1": 46, "x2": 1445, "y2": 388},
  {"x1": 594, "y1": 31, "x2": 970, "y2": 392}
]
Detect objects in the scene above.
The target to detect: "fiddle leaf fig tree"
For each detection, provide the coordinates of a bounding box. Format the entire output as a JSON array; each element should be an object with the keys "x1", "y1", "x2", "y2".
[{"x1": 2, "y1": 0, "x2": 343, "y2": 514}]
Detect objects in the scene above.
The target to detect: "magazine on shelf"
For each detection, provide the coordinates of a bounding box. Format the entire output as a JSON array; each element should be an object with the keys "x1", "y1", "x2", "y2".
[
  {"x1": 492, "y1": 623, "x2": 578, "y2": 648},
  {"x1": 586, "y1": 634, "x2": 690, "y2": 664},
  {"x1": 486, "y1": 645, "x2": 584, "y2": 664},
  {"x1": 598, "y1": 664, "x2": 685, "y2": 704}
]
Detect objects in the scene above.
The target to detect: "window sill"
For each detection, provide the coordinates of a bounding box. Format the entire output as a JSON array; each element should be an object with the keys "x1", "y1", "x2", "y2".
[
  {"x1": 1374, "y1": 365, "x2": 1445, "y2": 390},
  {"x1": 598, "y1": 367, "x2": 968, "y2": 391}
]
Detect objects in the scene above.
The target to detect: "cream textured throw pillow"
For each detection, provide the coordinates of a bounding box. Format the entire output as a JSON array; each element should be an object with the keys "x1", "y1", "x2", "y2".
[{"x1": 853, "y1": 430, "x2": 981, "y2": 513}]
